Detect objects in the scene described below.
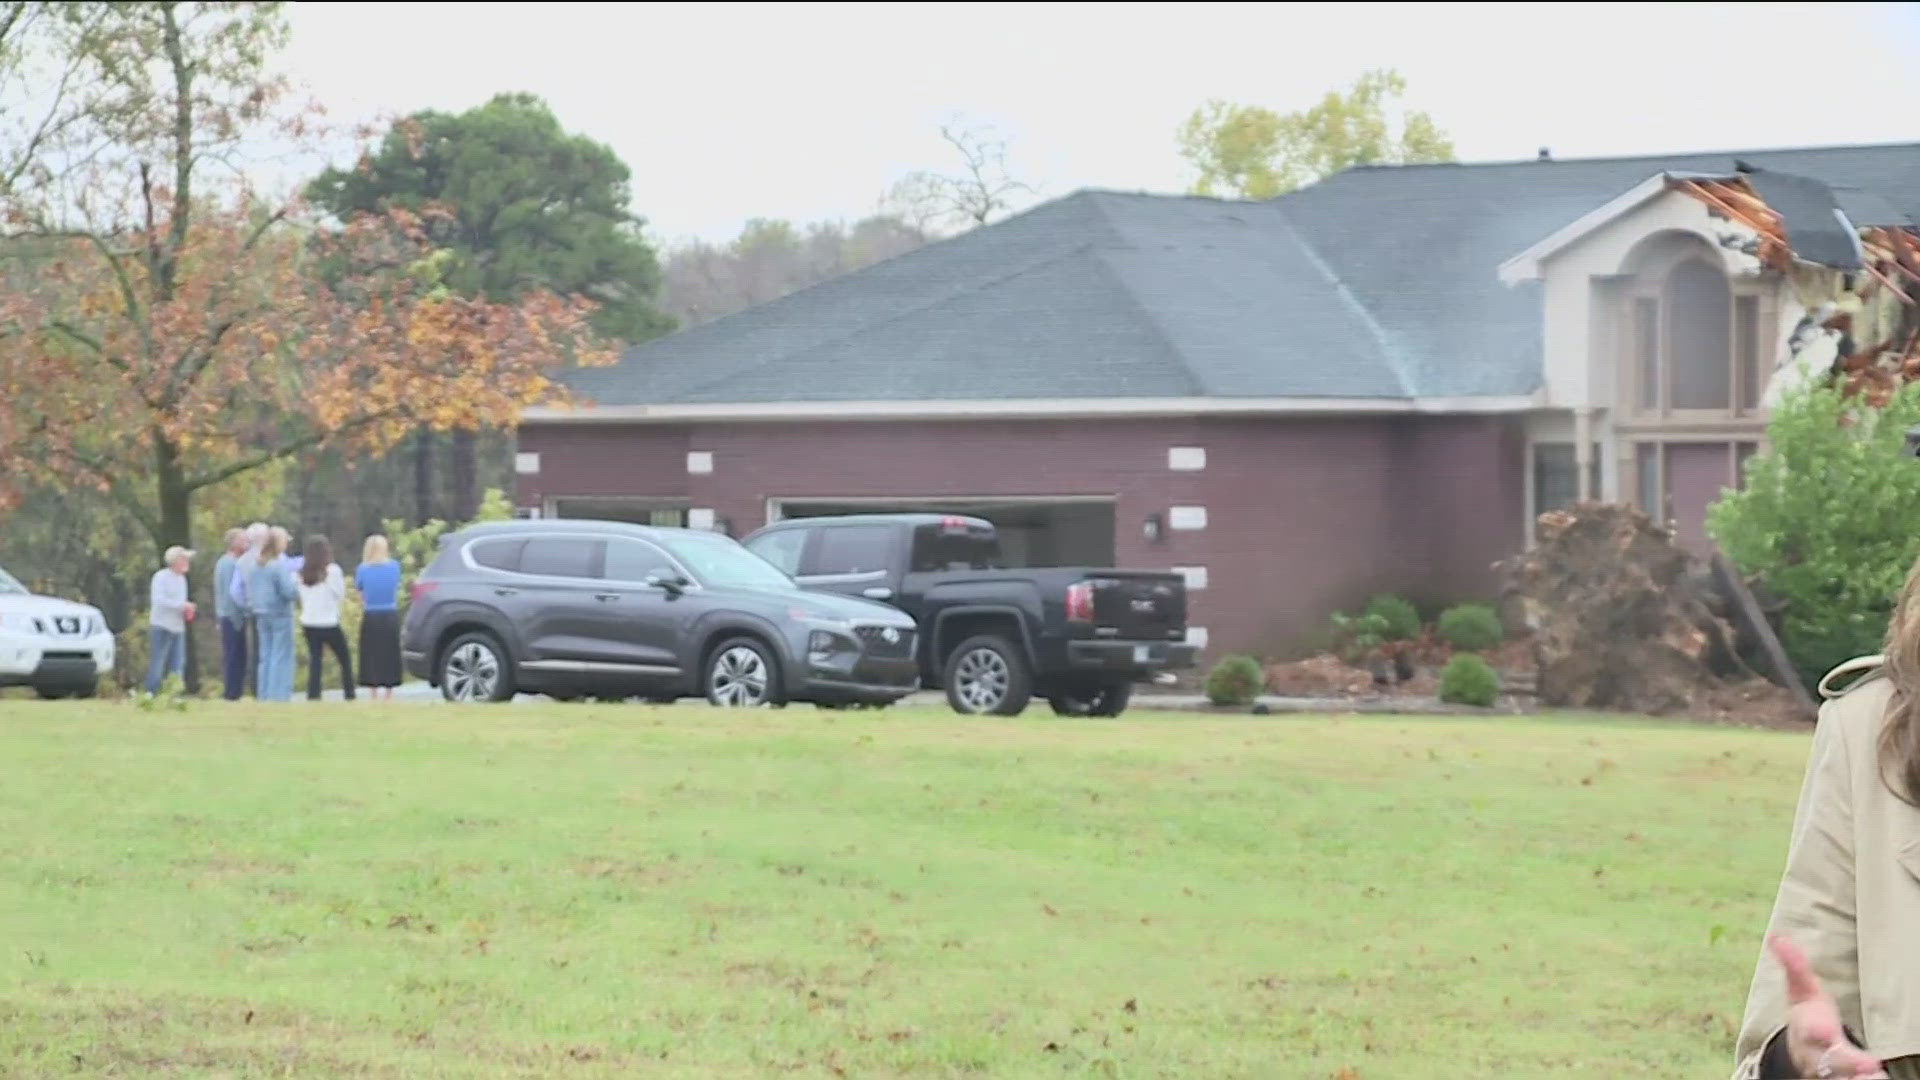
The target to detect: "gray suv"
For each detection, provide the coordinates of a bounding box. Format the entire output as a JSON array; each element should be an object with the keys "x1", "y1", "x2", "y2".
[{"x1": 400, "y1": 520, "x2": 920, "y2": 708}]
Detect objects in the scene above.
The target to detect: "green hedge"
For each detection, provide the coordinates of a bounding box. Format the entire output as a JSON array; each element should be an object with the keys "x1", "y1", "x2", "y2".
[{"x1": 1439, "y1": 653, "x2": 1499, "y2": 708}]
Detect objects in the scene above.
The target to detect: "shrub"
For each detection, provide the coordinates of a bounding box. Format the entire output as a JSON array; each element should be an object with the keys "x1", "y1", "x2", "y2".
[
  {"x1": 1710, "y1": 383, "x2": 1920, "y2": 686},
  {"x1": 1364, "y1": 593, "x2": 1421, "y2": 642},
  {"x1": 1439, "y1": 653, "x2": 1500, "y2": 707},
  {"x1": 1328, "y1": 610, "x2": 1391, "y2": 665},
  {"x1": 383, "y1": 486, "x2": 514, "y2": 620},
  {"x1": 1437, "y1": 603, "x2": 1504, "y2": 652},
  {"x1": 1204, "y1": 654, "x2": 1265, "y2": 707}
]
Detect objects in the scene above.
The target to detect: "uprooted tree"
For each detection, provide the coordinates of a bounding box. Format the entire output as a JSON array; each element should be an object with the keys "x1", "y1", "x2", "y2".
[
  {"x1": 1499, "y1": 503, "x2": 1763, "y2": 715},
  {"x1": 0, "y1": 2, "x2": 612, "y2": 686}
]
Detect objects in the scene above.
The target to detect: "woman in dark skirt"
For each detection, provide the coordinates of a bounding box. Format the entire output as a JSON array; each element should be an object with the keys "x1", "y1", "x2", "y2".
[{"x1": 354, "y1": 534, "x2": 404, "y2": 699}]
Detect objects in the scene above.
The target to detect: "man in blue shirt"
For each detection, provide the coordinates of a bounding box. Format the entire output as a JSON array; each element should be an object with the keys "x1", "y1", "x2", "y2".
[
  {"x1": 228, "y1": 522, "x2": 269, "y2": 697},
  {"x1": 212, "y1": 528, "x2": 249, "y2": 700}
]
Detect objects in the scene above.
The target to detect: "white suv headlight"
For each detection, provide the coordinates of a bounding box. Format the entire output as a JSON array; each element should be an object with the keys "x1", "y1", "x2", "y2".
[{"x1": 0, "y1": 612, "x2": 42, "y2": 634}]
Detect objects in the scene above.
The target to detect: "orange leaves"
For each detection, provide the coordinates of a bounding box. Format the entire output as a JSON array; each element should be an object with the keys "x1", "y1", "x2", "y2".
[{"x1": 0, "y1": 196, "x2": 611, "y2": 501}]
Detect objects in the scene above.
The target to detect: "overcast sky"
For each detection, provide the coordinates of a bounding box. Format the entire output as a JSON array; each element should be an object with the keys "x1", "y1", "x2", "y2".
[{"x1": 280, "y1": 1, "x2": 1920, "y2": 247}]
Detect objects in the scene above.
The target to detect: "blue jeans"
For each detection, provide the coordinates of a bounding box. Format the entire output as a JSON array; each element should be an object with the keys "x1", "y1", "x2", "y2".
[
  {"x1": 220, "y1": 615, "x2": 249, "y2": 700},
  {"x1": 255, "y1": 614, "x2": 295, "y2": 702},
  {"x1": 145, "y1": 626, "x2": 185, "y2": 694}
]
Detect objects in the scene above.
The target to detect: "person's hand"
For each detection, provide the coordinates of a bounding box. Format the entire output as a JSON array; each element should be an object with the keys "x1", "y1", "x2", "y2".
[
  {"x1": 182, "y1": 600, "x2": 197, "y2": 622},
  {"x1": 1770, "y1": 934, "x2": 1886, "y2": 1078}
]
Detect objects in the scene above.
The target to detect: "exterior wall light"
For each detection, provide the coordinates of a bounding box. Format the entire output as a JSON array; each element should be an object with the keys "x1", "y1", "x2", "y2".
[{"x1": 1142, "y1": 512, "x2": 1165, "y2": 544}]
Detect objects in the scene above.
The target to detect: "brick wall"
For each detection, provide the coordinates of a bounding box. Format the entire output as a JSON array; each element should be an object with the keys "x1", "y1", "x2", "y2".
[{"x1": 516, "y1": 414, "x2": 1525, "y2": 656}]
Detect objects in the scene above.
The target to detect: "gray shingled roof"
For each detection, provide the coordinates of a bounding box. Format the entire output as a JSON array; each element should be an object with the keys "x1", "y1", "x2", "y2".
[{"x1": 563, "y1": 142, "x2": 1920, "y2": 408}]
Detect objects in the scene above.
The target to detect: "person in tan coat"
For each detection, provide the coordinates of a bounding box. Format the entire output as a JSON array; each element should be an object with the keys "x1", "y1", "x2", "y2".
[{"x1": 1731, "y1": 560, "x2": 1920, "y2": 1079}]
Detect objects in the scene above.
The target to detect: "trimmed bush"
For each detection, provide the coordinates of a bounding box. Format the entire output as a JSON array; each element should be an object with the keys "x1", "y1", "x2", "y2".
[
  {"x1": 1437, "y1": 603, "x2": 1504, "y2": 652},
  {"x1": 1439, "y1": 653, "x2": 1500, "y2": 708},
  {"x1": 1204, "y1": 654, "x2": 1264, "y2": 707},
  {"x1": 1364, "y1": 593, "x2": 1421, "y2": 642}
]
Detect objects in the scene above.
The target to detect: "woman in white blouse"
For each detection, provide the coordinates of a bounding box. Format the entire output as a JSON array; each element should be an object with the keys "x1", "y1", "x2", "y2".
[{"x1": 296, "y1": 535, "x2": 355, "y2": 702}]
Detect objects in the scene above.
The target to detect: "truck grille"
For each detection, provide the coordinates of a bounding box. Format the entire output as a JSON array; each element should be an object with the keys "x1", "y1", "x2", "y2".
[{"x1": 854, "y1": 625, "x2": 915, "y2": 658}]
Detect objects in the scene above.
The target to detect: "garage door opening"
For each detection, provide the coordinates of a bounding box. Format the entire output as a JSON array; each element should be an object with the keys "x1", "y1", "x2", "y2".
[{"x1": 771, "y1": 498, "x2": 1115, "y2": 568}]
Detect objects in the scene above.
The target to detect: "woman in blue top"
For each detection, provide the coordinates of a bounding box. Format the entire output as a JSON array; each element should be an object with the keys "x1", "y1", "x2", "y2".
[
  {"x1": 354, "y1": 534, "x2": 404, "y2": 700},
  {"x1": 245, "y1": 530, "x2": 300, "y2": 702}
]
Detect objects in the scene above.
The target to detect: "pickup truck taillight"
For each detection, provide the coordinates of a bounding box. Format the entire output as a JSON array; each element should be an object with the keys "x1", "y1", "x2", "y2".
[{"x1": 1065, "y1": 581, "x2": 1094, "y2": 623}]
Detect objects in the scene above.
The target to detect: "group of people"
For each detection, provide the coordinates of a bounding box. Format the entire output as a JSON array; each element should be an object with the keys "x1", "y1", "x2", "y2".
[{"x1": 145, "y1": 522, "x2": 404, "y2": 701}]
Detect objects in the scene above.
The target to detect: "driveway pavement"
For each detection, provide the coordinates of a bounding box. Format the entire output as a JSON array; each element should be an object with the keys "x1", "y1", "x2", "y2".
[{"x1": 310, "y1": 683, "x2": 1491, "y2": 714}]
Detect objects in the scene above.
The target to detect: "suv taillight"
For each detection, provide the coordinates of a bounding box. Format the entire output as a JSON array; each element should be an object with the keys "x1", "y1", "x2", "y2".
[
  {"x1": 1065, "y1": 581, "x2": 1093, "y2": 623},
  {"x1": 410, "y1": 580, "x2": 438, "y2": 605}
]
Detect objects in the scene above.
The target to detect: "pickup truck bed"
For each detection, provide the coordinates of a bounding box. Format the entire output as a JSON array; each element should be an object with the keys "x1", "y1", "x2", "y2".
[{"x1": 743, "y1": 513, "x2": 1197, "y2": 716}]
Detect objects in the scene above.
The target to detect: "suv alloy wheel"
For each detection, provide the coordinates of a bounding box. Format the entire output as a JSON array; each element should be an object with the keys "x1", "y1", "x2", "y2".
[
  {"x1": 440, "y1": 631, "x2": 514, "y2": 703},
  {"x1": 706, "y1": 637, "x2": 783, "y2": 708}
]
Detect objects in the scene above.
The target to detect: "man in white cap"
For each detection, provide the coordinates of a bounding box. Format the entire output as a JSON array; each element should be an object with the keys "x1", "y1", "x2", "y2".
[{"x1": 146, "y1": 545, "x2": 197, "y2": 694}]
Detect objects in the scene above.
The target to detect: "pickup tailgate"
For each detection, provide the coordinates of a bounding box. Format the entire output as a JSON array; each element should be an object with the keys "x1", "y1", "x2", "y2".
[{"x1": 1085, "y1": 571, "x2": 1186, "y2": 640}]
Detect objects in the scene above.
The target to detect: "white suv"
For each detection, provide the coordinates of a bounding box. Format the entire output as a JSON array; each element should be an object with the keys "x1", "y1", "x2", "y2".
[{"x1": 0, "y1": 565, "x2": 113, "y2": 698}]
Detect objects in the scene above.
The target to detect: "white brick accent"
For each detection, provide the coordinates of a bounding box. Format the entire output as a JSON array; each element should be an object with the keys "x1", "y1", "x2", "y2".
[
  {"x1": 1168, "y1": 446, "x2": 1207, "y2": 471},
  {"x1": 1185, "y1": 626, "x2": 1210, "y2": 650},
  {"x1": 1168, "y1": 506, "x2": 1208, "y2": 531},
  {"x1": 688, "y1": 508, "x2": 716, "y2": 531},
  {"x1": 686, "y1": 451, "x2": 714, "y2": 475},
  {"x1": 513, "y1": 452, "x2": 541, "y2": 475},
  {"x1": 1172, "y1": 565, "x2": 1208, "y2": 591}
]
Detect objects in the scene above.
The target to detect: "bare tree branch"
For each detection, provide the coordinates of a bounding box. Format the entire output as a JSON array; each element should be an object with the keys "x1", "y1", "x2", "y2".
[{"x1": 882, "y1": 122, "x2": 1034, "y2": 235}]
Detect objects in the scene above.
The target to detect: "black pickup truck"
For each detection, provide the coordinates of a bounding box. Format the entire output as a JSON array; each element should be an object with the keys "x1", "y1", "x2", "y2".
[{"x1": 741, "y1": 513, "x2": 1196, "y2": 716}]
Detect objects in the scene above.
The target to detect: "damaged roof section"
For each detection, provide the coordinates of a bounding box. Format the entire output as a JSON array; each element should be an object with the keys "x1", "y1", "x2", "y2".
[
  {"x1": 1673, "y1": 166, "x2": 1920, "y2": 406},
  {"x1": 1672, "y1": 166, "x2": 1920, "y2": 295}
]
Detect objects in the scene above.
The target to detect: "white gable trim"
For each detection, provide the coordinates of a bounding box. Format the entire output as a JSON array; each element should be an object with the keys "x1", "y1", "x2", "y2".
[
  {"x1": 521, "y1": 393, "x2": 1544, "y2": 425},
  {"x1": 1498, "y1": 173, "x2": 1674, "y2": 285}
]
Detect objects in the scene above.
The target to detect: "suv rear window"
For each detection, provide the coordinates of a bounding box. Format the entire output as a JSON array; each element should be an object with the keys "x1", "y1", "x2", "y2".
[
  {"x1": 803, "y1": 525, "x2": 892, "y2": 576},
  {"x1": 468, "y1": 538, "x2": 525, "y2": 572},
  {"x1": 519, "y1": 537, "x2": 601, "y2": 578}
]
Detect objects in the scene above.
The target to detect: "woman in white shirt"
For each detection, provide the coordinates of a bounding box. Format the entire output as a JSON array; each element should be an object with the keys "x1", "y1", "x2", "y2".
[{"x1": 296, "y1": 535, "x2": 355, "y2": 702}]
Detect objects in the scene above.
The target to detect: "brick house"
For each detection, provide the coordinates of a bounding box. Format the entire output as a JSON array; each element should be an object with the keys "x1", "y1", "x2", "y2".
[{"x1": 515, "y1": 142, "x2": 1920, "y2": 658}]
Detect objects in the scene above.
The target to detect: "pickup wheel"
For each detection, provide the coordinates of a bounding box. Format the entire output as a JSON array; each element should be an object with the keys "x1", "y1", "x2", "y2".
[
  {"x1": 943, "y1": 634, "x2": 1031, "y2": 716},
  {"x1": 1048, "y1": 681, "x2": 1133, "y2": 718}
]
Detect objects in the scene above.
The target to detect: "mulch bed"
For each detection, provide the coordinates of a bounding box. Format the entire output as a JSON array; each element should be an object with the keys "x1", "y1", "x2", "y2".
[{"x1": 1256, "y1": 638, "x2": 1812, "y2": 730}]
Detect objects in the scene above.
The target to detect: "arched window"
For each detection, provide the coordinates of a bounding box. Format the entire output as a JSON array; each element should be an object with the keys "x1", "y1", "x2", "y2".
[{"x1": 1663, "y1": 260, "x2": 1732, "y2": 409}]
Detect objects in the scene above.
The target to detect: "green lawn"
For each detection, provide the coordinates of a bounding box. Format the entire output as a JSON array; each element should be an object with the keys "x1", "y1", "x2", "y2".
[{"x1": 0, "y1": 702, "x2": 1805, "y2": 1078}]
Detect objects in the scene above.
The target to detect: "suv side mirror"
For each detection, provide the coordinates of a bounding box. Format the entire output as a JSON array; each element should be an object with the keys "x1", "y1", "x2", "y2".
[{"x1": 645, "y1": 572, "x2": 689, "y2": 595}]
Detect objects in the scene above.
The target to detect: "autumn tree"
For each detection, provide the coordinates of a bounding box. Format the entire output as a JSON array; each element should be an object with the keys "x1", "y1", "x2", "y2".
[
  {"x1": 303, "y1": 91, "x2": 668, "y2": 522},
  {"x1": 0, "y1": 2, "x2": 611, "y2": 687},
  {"x1": 1177, "y1": 68, "x2": 1455, "y2": 199},
  {"x1": 883, "y1": 122, "x2": 1033, "y2": 234}
]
